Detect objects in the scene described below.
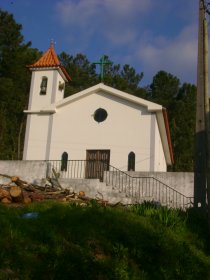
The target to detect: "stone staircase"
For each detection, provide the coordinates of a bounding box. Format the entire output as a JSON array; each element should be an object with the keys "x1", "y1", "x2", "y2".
[
  {"x1": 48, "y1": 161, "x2": 194, "y2": 208},
  {"x1": 56, "y1": 176, "x2": 193, "y2": 209},
  {"x1": 103, "y1": 171, "x2": 194, "y2": 209},
  {"x1": 58, "y1": 178, "x2": 134, "y2": 204}
]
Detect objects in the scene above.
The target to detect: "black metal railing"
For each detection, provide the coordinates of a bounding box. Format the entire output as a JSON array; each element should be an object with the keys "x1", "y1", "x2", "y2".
[
  {"x1": 46, "y1": 160, "x2": 86, "y2": 179},
  {"x1": 47, "y1": 160, "x2": 193, "y2": 209},
  {"x1": 104, "y1": 165, "x2": 193, "y2": 209}
]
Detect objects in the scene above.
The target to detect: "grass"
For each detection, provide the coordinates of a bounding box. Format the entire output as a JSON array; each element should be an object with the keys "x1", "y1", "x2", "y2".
[{"x1": 0, "y1": 200, "x2": 210, "y2": 279}]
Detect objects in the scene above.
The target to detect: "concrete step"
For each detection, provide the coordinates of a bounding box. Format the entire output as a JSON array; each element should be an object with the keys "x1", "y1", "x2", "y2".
[
  {"x1": 38, "y1": 178, "x2": 191, "y2": 208},
  {"x1": 58, "y1": 178, "x2": 134, "y2": 204}
]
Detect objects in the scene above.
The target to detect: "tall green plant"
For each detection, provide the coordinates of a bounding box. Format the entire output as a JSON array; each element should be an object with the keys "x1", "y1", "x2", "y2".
[{"x1": 0, "y1": 9, "x2": 40, "y2": 159}]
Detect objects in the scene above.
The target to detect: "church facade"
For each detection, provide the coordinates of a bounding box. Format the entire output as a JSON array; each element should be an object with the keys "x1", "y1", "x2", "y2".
[{"x1": 23, "y1": 44, "x2": 173, "y2": 173}]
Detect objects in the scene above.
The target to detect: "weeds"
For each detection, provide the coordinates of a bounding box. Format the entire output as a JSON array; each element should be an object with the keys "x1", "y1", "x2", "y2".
[
  {"x1": 0, "y1": 201, "x2": 209, "y2": 279},
  {"x1": 130, "y1": 201, "x2": 186, "y2": 228}
]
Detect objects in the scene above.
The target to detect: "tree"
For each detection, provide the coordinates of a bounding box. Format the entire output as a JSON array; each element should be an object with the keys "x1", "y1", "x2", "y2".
[
  {"x1": 0, "y1": 9, "x2": 24, "y2": 77},
  {"x1": 59, "y1": 52, "x2": 98, "y2": 96},
  {"x1": 148, "y1": 70, "x2": 180, "y2": 108},
  {"x1": 99, "y1": 55, "x2": 145, "y2": 96},
  {"x1": 148, "y1": 71, "x2": 196, "y2": 171},
  {"x1": 59, "y1": 52, "x2": 146, "y2": 99},
  {"x1": 171, "y1": 83, "x2": 196, "y2": 171},
  {"x1": 0, "y1": 9, "x2": 40, "y2": 159}
]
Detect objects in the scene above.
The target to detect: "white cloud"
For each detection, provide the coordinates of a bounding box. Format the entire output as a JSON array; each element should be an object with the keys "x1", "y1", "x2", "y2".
[
  {"x1": 136, "y1": 24, "x2": 198, "y2": 84},
  {"x1": 104, "y1": 0, "x2": 152, "y2": 17},
  {"x1": 55, "y1": 0, "x2": 152, "y2": 46},
  {"x1": 54, "y1": 0, "x2": 199, "y2": 85},
  {"x1": 56, "y1": 0, "x2": 152, "y2": 24},
  {"x1": 55, "y1": 0, "x2": 99, "y2": 27}
]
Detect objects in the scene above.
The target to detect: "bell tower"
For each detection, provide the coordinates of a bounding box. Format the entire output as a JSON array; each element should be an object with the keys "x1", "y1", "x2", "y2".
[
  {"x1": 26, "y1": 42, "x2": 71, "y2": 110},
  {"x1": 23, "y1": 43, "x2": 71, "y2": 160}
]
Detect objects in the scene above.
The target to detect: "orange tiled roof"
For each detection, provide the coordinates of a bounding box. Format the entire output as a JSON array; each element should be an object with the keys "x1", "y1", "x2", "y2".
[
  {"x1": 28, "y1": 44, "x2": 60, "y2": 67},
  {"x1": 27, "y1": 43, "x2": 71, "y2": 81}
]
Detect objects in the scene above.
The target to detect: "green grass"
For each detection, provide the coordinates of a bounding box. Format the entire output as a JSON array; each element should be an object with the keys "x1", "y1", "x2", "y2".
[{"x1": 0, "y1": 200, "x2": 210, "y2": 280}]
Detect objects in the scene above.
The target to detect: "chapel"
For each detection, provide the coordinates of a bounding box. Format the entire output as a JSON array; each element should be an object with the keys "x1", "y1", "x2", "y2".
[{"x1": 23, "y1": 44, "x2": 173, "y2": 175}]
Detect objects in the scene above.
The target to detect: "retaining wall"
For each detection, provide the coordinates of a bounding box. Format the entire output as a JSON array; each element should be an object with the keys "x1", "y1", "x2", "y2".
[
  {"x1": 124, "y1": 172, "x2": 194, "y2": 197},
  {"x1": 0, "y1": 161, "x2": 194, "y2": 205},
  {"x1": 0, "y1": 160, "x2": 48, "y2": 184}
]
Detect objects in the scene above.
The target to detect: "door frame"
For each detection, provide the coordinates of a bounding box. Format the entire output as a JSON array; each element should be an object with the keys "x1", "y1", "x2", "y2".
[{"x1": 85, "y1": 149, "x2": 110, "y2": 180}]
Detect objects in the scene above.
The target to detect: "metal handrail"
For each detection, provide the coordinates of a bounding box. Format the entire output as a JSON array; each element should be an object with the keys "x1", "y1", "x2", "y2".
[
  {"x1": 47, "y1": 160, "x2": 193, "y2": 209},
  {"x1": 104, "y1": 164, "x2": 193, "y2": 209}
]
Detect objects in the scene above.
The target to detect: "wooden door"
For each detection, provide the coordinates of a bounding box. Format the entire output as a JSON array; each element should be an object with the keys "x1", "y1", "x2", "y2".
[{"x1": 86, "y1": 150, "x2": 110, "y2": 180}]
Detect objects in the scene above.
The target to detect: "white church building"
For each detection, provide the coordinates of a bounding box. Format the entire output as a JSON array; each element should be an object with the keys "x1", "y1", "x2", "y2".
[{"x1": 23, "y1": 44, "x2": 174, "y2": 174}]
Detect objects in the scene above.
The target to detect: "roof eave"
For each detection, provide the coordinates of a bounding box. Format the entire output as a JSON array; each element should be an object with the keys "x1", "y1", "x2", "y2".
[
  {"x1": 54, "y1": 83, "x2": 163, "y2": 111},
  {"x1": 24, "y1": 109, "x2": 56, "y2": 114},
  {"x1": 26, "y1": 65, "x2": 71, "y2": 82},
  {"x1": 156, "y1": 110, "x2": 174, "y2": 166}
]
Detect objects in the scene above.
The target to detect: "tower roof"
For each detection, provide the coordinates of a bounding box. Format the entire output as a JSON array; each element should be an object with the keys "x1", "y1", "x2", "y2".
[{"x1": 27, "y1": 43, "x2": 71, "y2": 81}]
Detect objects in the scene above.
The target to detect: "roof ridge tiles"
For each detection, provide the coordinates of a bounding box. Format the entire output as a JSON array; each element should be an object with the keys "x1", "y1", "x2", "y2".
[
  {"x1": 26, "y1": 44, "x2": 71, "y2": 81},
  {"x1": 27, "y1": 45, "x2": 60, "y2": 68}
]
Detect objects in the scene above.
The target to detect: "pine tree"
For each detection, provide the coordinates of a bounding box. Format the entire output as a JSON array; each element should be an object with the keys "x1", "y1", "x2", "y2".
[{"x1": 0, "y1": 9, "x2": 40, "y2": 159}]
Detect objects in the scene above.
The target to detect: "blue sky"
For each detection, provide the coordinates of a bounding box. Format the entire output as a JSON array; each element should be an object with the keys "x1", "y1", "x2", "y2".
[{"x1": 1, "y1": 0, "x2": 198, "y2": 86}]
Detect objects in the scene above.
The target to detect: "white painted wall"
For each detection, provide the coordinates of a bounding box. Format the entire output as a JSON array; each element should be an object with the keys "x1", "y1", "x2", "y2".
[
  {"x1": 23, "y1": 67, "x2": 66, "y2": 160},
  {"x1": 47, "y1": 90, "x2": 167, "y2": 171},
  {"x1": 154, "y1": 117, "x2": 167, "y2": 171},
  {"x1": 23, "y1": 114, "x2": 50, "y2": 160},
  {"x1": 28, "y1": 69, "x2": 65, "y2": 110}
]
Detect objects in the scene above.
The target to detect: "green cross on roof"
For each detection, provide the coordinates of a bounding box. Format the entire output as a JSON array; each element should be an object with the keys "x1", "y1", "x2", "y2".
[{"x1": 93, "y1": 55, "x2": 112, "y2": 82}]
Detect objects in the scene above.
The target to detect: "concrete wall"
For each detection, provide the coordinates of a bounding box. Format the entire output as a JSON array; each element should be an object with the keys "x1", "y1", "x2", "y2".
[
  {"x1": 59, "y1": 178, "x2": 133, "y2": 204},
  {"x1": 126, "y1": 172, "x2": 194, "y2": 197},
  {"x1": 104, "y1": 171, "x2": 194, "y2": 208},
  {"x1": 0, "y1": 161, "x2": 47, "y2": 184},
  {"x1": 0, "y1": 161, "x2": 194, "y2": 207}
]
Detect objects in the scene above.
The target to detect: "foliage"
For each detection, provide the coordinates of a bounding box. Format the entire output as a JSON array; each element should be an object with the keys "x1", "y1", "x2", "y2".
[
  {"x1": 148, "y1": 71, "x2": 196, "y2": 171},
  {"x1": 101, "y1": 56, "x2": 144, "y2": 95},
  {"x1": 130, "y1": 202, "x2": 186, "y2": 228},
  {"x1": 0, "y1": 201, "x2": 210, "y2": 279},
  {"x1": 149, "y1": 70, "x2": 180, "y2": 108},
  {"x1": 59, "y1": 53, "x2": 146, "y2": 99},
  {"x1": 0, "y1": 9, "x2": 41, "y2": 159},
  {"x1": 59, "y1": 52, "x2": 98, "y2": 96},
  {"x1": 171, "y1": 83, "x2": 196, "y2": 171}
]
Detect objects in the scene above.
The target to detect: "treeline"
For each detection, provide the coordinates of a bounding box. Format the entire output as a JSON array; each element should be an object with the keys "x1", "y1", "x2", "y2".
[{"x1": 0, "y1": 9, "x2": 196, "y2": 171}]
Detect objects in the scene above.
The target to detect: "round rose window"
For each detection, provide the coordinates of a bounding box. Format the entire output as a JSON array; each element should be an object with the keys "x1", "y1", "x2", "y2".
[{"x1": 94, "y1": 108, "x2": 108, "y2": 123}]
